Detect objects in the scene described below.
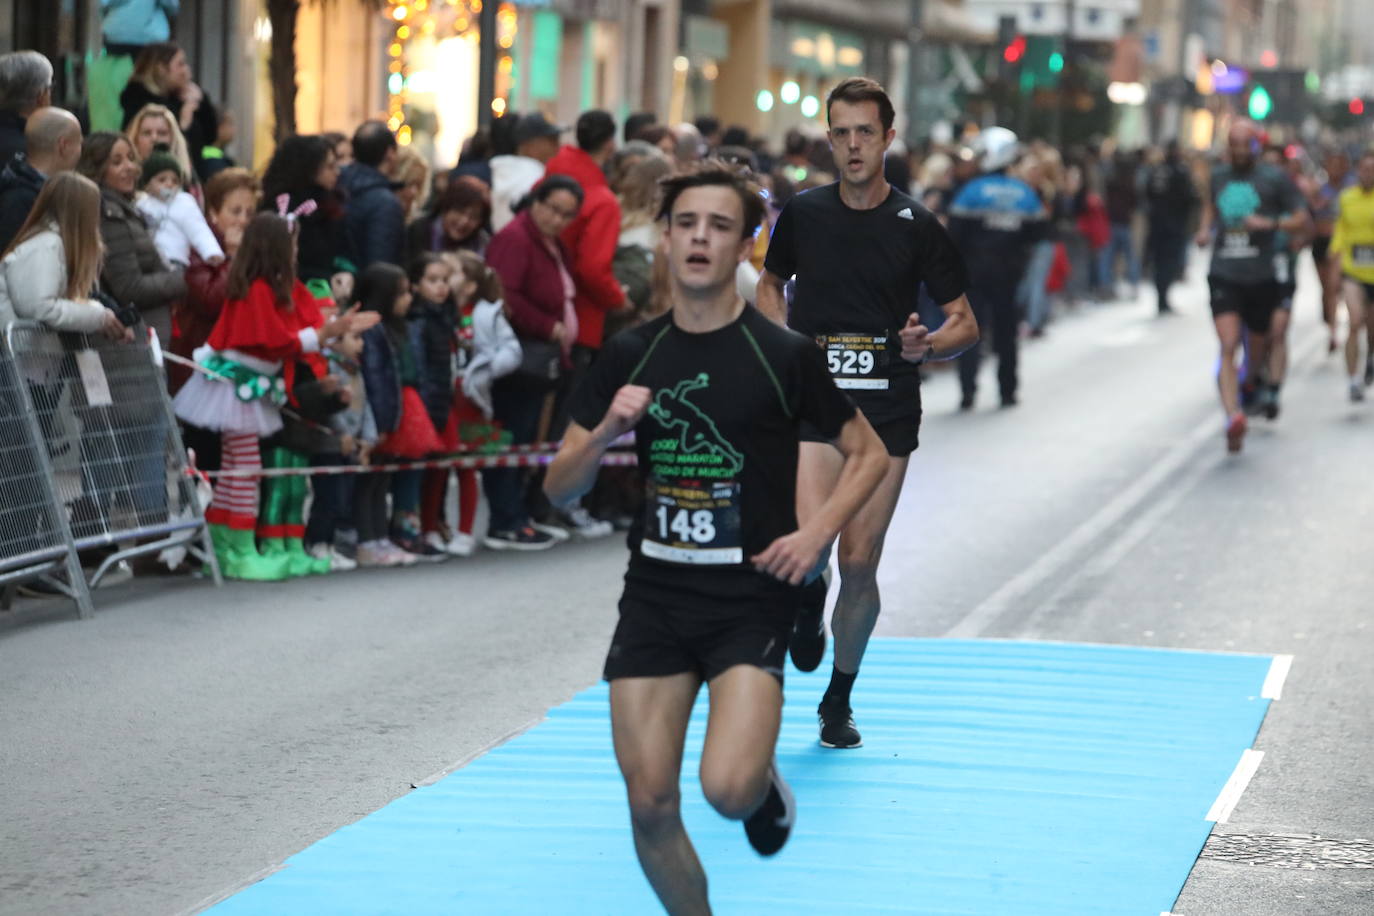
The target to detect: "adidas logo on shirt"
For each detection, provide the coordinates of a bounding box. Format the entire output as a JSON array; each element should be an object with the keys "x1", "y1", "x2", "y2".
[{"x1": 896, "y1": 208, "x2": 914, "y2": 220}]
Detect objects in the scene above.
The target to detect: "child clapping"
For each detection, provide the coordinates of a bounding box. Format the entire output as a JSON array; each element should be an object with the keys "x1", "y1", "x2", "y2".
[{"x1": 136, "y1": 144, "x2": 224, "y2": 269}]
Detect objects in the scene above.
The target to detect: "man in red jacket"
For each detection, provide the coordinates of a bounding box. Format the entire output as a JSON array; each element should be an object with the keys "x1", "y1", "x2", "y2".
[
  {"x1": 544, "y1": 109, "x2": 628, "y2": 354},
  {"x1": 541, "y1": 109, "x2": 628, "y2": 539}
]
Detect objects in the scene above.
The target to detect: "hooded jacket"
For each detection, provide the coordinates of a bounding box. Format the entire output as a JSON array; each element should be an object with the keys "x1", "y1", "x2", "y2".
[
  {"x1": 0, "y1": 154, "x2": 45, "y2": 252},
  {"x1": 340, "y1": 162, "x2": 405, "y2": 269},
  {"x1": 542, "y1": 145, "x2": 626, "y2": 348},
  {"x1": 97, "y1": 187, "x2": 186, "y2": 338}
]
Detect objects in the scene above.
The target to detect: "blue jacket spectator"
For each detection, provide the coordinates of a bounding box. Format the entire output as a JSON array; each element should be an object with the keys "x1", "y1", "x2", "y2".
[
  {"x1": 359, "y1": 323, "x2": 401, "y2": 436},
  {"x1": 340, "y1": 121, "x2": 404, "y2": 269},
  {"x1": 0, "y1": 108, "x2": 80, "y2": 251},
  {"x1": 101, "y1": 0, "x2": 178, "y2": 50}
]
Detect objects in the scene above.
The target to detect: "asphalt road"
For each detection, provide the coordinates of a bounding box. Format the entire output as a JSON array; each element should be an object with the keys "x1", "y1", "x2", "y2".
[{"x1": 2, "y1": 259, "x2": 1371, "y2": 915}]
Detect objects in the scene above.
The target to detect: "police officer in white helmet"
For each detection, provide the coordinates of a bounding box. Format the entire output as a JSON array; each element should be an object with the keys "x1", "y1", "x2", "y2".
[{"x1": 946, "y1": 127, "x2": 1049, "y2": 409}]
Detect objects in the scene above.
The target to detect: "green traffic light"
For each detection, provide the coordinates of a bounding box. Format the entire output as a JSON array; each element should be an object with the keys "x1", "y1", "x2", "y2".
[
  {"x1": 1049, "y1": 52, "x2": 1064, "y2": 73},
  {"x1": 1248, "y1": 85, "x2": 1272, "y2": 120}
]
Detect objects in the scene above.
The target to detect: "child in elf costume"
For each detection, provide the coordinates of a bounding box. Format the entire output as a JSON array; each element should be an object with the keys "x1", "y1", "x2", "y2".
[{"x1": 172, "y1": 210, "x2": 378, "y2": 580}]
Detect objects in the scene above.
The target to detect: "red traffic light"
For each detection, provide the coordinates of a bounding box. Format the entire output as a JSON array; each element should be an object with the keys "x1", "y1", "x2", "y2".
[
  {"x1": 1352, "y1": 98, "x2": 1366, "y2": 116},
  {"x1": 1003, "y1": 36, "x2": 1026, "y2": 64}
]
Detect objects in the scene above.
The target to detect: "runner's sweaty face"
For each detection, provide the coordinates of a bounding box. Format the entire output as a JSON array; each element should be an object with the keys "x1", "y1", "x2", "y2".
[
  {"x1": 664, "y1": 185, "x2": 753, "y2": 294},
  {"x1": 826, "y1": 100, "x2": 894, "y2": 188}
]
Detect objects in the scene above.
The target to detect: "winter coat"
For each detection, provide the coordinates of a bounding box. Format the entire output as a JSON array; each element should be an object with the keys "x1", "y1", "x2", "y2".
[
  {"x1": 170, "y1": 226, "x2": 229, "y2": 392},
  {"x1": 0, "y1": 110, "x2": 25, "y2": 169},
  {"x1": 0, "y1": 154, "x2": 45, "y2": 252},
  {"x1": 101, "y1": 0, "x2": 178, "y2": 46},
  {"x1": 136, "y1": 188, "x2": 223, "y2": 267},
  {"x1": 97, "y1": 187, "x2": 185, "y2": 338},
  {"x1": 407, "y1": 295, "x2": 456, "y2": 430},
  {"x1": 359, "y1": 323, "x2": 402, "y2": 435},
  {"x1": 119, "y1": 80, "x2": 219, "y2": 179},
  {"x1": 488, "y1": 154, "x2": 546, "y2": 233},
  {"x1": 280, "y1": 362, "x2": 348, "y2": 456},
  {"x1": 485, "y1": 208, "x2": 570, "y2": 344},
  {"x1": 0, "y1": 228, "x2": 113, "y2": 334},
  {"x1": 460, "y1": 298, "x2": 521, "y2": 419},
  {"x1": 339, "y1": 162, "x2": 404, "y2": 269},
  {"x1": 542, "y1": 145, "x2": 627, "y2": 349}
]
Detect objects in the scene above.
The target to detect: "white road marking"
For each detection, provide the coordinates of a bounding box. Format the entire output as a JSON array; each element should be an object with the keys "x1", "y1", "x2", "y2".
[
  {"x1": 1261, "y1": 654, "x2": 1294, "y2": 700},
  {"x1": 945, "y1": 327, "x2": 1329, "y2": 639},
  {"x1": 1206, "y1": 748, "x2": 1265, "y2": 823}
]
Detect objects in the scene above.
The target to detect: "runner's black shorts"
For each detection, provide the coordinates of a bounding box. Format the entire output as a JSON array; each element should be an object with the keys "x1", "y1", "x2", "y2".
[
  {"x1": 799, "y1": 412, "x2": 920, "y2": 457},
  {"x1": 1311, "y1": 235, "x2": 1331, "y2": 265},
  {"x1": 604, "y1": 586, "x2": 795, "y2": 686},
  {"x1": 1208, "y1": 279, "x2": 1284, "y2": 333},
  {"x1": 1277, "y1": 281, "x2": 1296, "y2": 311}
]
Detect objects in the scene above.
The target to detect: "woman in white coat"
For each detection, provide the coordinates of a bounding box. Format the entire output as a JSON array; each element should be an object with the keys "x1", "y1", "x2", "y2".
[{"x1": 0, "y1": 171, "x2": 128, "y2": 340}]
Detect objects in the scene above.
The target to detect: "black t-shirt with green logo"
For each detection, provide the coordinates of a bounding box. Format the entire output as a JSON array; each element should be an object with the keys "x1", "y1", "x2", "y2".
[
  {"x1": 1208, "y1": 162, "x2": 1304, "y2": 284},
  {"x1": 569, "y1": 306, "x2": 856, "y2": 603}
]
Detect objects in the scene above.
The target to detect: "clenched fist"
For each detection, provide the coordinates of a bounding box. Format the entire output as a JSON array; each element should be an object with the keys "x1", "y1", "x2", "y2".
[{"x1": 597, "y1": 384, "x2": 651, "y2": 442}]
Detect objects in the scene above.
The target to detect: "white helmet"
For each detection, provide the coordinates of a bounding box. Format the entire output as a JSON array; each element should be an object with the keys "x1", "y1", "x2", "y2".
[{"x1": 970, "y1": 126, "x2": 1021, "y2": 172}]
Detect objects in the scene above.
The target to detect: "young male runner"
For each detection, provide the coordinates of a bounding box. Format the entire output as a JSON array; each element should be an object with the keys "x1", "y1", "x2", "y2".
[
  {"x1": 756, "y1": 77, "x2": 978, "y2": 748},
  {"x1": 1329, "y1": 150, "x2": 1374, "y2": 402},
  {"x1": 1194, "y1": 121, "x2": 1308, "y2": 452},
  {"x1": 546, "y1": 163, "x2": 888, "y2": 914}
]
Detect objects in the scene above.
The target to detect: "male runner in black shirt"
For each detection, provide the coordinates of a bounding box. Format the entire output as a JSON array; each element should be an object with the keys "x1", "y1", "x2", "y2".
[
  {"x1": 546, "y1": 163, "x2": 888, "y2": 914},
  {"x1": 757, "y1": 77, "x2": 979, "y2": 748}
]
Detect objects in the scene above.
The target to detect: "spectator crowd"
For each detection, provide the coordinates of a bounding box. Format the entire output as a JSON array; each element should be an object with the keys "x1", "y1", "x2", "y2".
[{"x1": 3, "y1": 33, "x2": 1299, "y2": 584}]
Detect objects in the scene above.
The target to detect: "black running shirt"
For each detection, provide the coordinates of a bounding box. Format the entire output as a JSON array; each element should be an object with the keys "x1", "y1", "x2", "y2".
[
  {"x1": 568, "y1": 306, "x2": 856, "y2": 603},
  {"x1": 763, "y1": 183, "x2": 968, "y2": 424}
]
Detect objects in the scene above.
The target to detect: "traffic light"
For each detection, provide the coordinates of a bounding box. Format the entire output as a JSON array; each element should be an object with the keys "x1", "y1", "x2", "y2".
[
  {"x1": 1248, "y1": 85, "x2": 1273, "y2": 120},
  {"x1": 1352, "y1": 98, "x2": 1366, "y2": 116},
  {"x1": 1004, "y1": 35, "x2": 1026, "y2": 64}
]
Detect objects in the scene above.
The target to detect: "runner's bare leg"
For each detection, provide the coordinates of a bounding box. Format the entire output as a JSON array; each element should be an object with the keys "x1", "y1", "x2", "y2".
[
  {"x1": 698, "y1": 665, "x2": 783, "y2": 820},
  {"x1": 611, "y1": 672, "x2": 709, "y2": 916}
]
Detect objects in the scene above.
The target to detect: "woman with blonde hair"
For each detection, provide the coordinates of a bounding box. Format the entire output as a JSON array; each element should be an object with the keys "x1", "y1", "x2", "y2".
[
  {"x1": 125, "y1": 103, "x2": 198, "y2": 197},
  {"x1": 392, "y1": 147, "x2": 431, "y2": 223},
  {"x1": 0, "y1": 172, "x2": 128, "y2": 340}
]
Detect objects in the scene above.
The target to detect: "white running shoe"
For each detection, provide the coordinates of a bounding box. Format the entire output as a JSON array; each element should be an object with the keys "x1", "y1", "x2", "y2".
[
  {"x1": 386, "y1": 541, "x2": 420, "y2": 566},
  {"x1": 444, "y1": 532, "x2": 477, "y2": 556},
  {"x1": 423, "y1": 531, "x2": 449, "y2": 555},
  {"x1": 562, "y1": 506, "x2": 614, "y2": 539},
  {"x1": 357, "y1": 541, "x2": 402, "y2": 568}
]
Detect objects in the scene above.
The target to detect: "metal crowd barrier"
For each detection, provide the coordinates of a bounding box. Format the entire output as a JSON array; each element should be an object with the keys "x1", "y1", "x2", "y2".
[{"x1": 1, "y1": 321, "x2": 221, "y2": 618}]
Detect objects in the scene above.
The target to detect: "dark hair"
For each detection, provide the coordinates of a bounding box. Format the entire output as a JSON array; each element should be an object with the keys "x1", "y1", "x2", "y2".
[
  {"x1": 533, "y1": 174, "x2": 584, "y2": 206},
  {"x1": 432, "y1": 178, "x2": 491, "y2": 231},
  {"x1": 352, "y1": 120, "x2": 397, "y2": 168},
  {"x1": 321, "y1": 131, "x2": 347, "y2": 151},
  {"x1": 656, "y1": 160, "x2": 764, "y2": 240},
  {"x1": 715, "y1": 145, "x2": 759, "y2": 172},
  {"x1": 261, "y1": 134, "x2": 333, "y2": 200},
  {"x1": 227, "y1": 213, "x2": 296, "y2": 305},
  {"x1": 694, "y1": 116, "x2": 721, "y2": 139},
  {"x1": 624, "y1": 112, "x2": 656, "y2": 143},
  {"x1": 354, "y1": 262, "x2": 409, "y2": 325},
  {"x1": 408, "y1": 251, "x2": 448, "y2": 289},
  {"x1": 204, "y1": 167, "x2": 259, "y2": 214},
  {"x1": 721, "y1": 126, "x2": 750, "y2": 148},
  {"x1": 826, "y1": 77, "x2": 895, "y2": 134},
  {"x1": 639, "y1": 125, "x2": 671, "y2": 148},
  {"x1": 576, "y1": 110, "x2": 616, "y2": 154},
  {"x1": 75, "y1": 131, "x2": 133, "y2": 187},
  {"x1": 490, "y1": 114, "x2": 519, "y2": 157},
  {"x1": 130, "y1": 42, "x2": 180, "y2": 93},
  {"x1": 783, "y1": 129, "x2": 808, "y2": 157}
]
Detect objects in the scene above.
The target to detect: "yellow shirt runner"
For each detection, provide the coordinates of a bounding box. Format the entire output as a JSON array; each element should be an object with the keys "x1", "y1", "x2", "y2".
[{"x1": 1330, "y1": 184, "x2": 1374, "y2": 285}]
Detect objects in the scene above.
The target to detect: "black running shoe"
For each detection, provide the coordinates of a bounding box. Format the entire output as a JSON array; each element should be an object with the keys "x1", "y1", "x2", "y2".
[
  {"x1": 743, "y1": 760, "x2": 795, "y2": 857},
  {"x1": 818, "y1": 700, "x2": 862, "y2": 749},
  {"x1": 1261, "y1": 385, "x2": 1280, "y2": 421},
  {"x1": 1365, "y1": 358, "x2": 1374, "y2": 388},
  {"x1": 788, "y1": 569, "x2": 830, "y2": 673}
]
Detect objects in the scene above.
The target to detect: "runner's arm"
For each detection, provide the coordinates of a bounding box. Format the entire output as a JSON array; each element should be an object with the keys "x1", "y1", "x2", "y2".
[
  {"x1": 755, "y1": 270, "x2": 788, "y2": 325},
  {"x1": 752, "y1": 412, "x2": 887, "y2": 585},
  {"x1": 544, "y1": 384, "x2": 650, "y2": 507},
  {"x1": 927, "y1": 294, "x2": 978, "y2": 360}
]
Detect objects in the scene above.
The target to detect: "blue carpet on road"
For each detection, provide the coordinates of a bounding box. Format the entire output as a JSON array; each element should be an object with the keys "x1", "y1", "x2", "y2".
[{"x1": 209, "y1": 639, "x2": 1275, "y2": 915}]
